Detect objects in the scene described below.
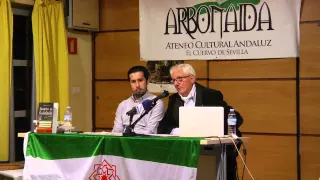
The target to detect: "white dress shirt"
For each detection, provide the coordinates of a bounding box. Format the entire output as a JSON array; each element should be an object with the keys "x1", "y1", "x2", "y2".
[
  {"x1": 171, "y1": 84, "x2": 196, "y2": 135},
  {"x1": 179, "y1": 84, "x2": 196, "y2": 107}
]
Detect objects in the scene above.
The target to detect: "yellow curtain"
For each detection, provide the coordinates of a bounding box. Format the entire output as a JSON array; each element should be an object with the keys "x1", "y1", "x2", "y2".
[
  {"x1": 32, "y1": 0, "x2": 69, "y2": 121},
  {"x1": 0, "y1": 0, "x2": 13, "y2": 162}
]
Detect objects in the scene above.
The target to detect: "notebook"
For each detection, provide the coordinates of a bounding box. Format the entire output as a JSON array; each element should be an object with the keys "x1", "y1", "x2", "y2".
[{"x1": 179, "y1": 106, "x2": 224, "y2": 137}]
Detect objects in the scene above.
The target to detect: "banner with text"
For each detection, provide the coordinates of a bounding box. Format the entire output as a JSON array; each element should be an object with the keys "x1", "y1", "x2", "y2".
[{"x1": 139, "y1": 0, "x2": 301, "y2": 60}]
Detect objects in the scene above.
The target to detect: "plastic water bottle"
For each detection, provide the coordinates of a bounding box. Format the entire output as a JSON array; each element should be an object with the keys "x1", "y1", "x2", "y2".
[
  {"x1": 63, "y1": 106, "x2": 72, "y2": 124},
  {"x1": 227, "y1": 109, "x2": 237, "y2": 135}
]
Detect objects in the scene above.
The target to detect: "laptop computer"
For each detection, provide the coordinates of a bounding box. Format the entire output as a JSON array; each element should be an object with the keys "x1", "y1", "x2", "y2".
[{"x1": 179, "y1": 106, "x2": 224, "y2": 137}]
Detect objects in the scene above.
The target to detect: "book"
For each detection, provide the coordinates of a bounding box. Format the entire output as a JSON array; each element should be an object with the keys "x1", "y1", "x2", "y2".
[{"x1": 37, "y1": 102, "x2": 59, "y2": 133}]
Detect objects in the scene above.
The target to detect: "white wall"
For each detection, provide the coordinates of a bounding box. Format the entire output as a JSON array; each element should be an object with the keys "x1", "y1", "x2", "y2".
[{"x1": 67, "y1": 30, "x2": 92, "y2": 132}]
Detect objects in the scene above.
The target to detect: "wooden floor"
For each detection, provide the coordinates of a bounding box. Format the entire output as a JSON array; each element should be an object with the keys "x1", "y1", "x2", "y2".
[{"x1": 0, "y1": 162, "x2": 23, "y2": 171}]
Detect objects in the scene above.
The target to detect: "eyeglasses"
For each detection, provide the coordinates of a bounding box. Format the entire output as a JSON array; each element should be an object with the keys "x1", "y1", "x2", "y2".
[{"x1": 170, "y1": 75, "x2": 191, "y2": 83}]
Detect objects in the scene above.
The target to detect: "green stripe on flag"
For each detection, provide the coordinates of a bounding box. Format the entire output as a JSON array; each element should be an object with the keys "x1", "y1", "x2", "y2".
[{"x1": 26, "y1": 133, "x2": 202, "y2": 168}]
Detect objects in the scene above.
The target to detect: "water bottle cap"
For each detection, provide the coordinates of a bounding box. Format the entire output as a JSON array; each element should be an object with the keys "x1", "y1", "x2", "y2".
[{"x1": 230, "y1": 109, "x2": 235, "y2": 112}]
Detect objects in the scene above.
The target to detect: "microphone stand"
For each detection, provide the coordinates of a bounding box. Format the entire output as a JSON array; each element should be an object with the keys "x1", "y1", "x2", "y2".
[
  {"x1": 123, "y1": 103, "x2": 155, "y2": 137},
  {"x1": 123, "y1": 113, "x2": 134, "y2": 136},
  {"x1": 129, "y1": 113, "x2": 134, "y2": 126}
]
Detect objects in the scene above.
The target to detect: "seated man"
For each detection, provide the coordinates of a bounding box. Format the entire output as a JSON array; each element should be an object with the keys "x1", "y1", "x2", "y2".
[
  {"x1": 158, "y1": 63, "x2": 243, "y2": 180},
  {"x1": 112, "y1": 66, "x2": 165, "y2": 134}
]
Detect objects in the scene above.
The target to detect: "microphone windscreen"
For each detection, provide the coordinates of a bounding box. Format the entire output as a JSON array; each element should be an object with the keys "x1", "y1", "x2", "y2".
[
  {"x1": 142, "y1": 99, "x2": 153, "y2": 111},
  {"x1": 126, "y1": 106, "x2": 137, "y2": 116}
]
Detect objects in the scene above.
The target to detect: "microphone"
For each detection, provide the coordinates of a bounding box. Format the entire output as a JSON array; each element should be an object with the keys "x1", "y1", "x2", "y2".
[
  {"x1": 123, "y1": 90, "x2": 169, "y2": 137},
  {"x1": 151, "y1": 90, "x2": 169, "y2": 104},
  {"x1": 126, "y1": 103, "x2": 145, "y2": 116},
  {"x1": 125, "y1": 90, "x2": 169, "y2": 116},
  {"x1": 126, "y1": 106, "x2": 138, "y2": 116},
  {"x1": 140, "y1": 90, "x2": 169, "y2": 112}
]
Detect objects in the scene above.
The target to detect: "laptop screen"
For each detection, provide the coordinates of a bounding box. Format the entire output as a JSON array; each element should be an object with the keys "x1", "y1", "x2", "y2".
[{"x1": 179, "y1": 106, "x2": 224, "y2": 137}]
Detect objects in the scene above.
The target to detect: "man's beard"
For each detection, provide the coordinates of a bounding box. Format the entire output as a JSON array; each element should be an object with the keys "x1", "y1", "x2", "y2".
[{"x1": 134, "y1": 90, "x2": 146, "y2": 99}]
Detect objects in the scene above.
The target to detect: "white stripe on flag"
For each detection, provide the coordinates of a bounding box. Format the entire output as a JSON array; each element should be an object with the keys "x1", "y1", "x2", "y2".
[{"x1": 24, "y1": 155, "x2": 197, "y2": 180}]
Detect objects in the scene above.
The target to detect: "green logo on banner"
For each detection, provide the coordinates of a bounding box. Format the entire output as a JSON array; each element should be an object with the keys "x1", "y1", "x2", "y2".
[{"x1": 194, "y1": 0, "x2": 261, "y2": 13}]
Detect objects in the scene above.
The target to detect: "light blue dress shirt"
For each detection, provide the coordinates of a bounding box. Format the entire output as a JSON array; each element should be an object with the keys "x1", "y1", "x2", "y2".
[{"x1": 112, "y1": 91, "x2": 166, "y2": 134}]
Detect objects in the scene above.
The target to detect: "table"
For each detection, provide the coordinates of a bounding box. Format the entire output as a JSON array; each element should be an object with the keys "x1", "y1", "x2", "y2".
[
  {"x1": 0, "y1": 169, "x2": 23, "y2": 180},
  {"x1": 20, "y1": 132, "x2": 247, "y2": 180}
]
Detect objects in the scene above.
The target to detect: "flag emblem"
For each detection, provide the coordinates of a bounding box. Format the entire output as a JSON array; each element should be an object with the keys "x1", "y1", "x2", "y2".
[{"x1": 89, "y1": 159, "x2": 120, "y2": 180}]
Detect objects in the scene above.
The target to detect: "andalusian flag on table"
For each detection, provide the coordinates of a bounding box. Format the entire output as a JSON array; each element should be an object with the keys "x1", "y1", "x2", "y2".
[{"x1": 23, "y1": 133, "x2": 201, "y2": 180}]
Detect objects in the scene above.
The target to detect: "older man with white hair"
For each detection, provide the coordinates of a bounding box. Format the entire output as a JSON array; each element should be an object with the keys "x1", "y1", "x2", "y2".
[{"x1": 158, "y1": 63, "x2": 243, "y2": 180}]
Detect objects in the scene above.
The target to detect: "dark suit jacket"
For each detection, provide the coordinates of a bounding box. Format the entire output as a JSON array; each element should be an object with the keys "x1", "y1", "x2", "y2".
[
  {"x1": 158, "y1": 82, "x2": 243, "y2": 135},
  {"x1": 158, "y1": 82, "x2": 243, "y2": 180}
]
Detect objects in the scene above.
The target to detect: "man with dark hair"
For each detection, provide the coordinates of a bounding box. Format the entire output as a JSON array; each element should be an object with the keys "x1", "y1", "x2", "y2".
[
  {"x1": 112, "y1": 66, "x2": 165, "y2": 134},
  {"x1": 127, "y1": 65, "x2": 150, "y2": 82},
  {"x1": 158, "y1": 64, "x2": 243, "y2": 180}
]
